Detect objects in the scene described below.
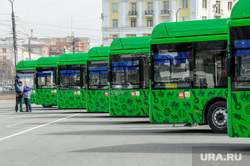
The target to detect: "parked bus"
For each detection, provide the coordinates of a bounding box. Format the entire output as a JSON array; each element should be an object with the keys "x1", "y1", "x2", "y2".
[
  {"x1": 149, "y1": 19, "x2": 229, "y2": 133},
  {"x1": 57, "y1": 53, "x2": 87, "y2": 109},
  {"x1": 108, "y1": 36, "x2": 151, "y2": 116},
  {"x1": 35, "y1": 57, "x2": 59, "y2": 107},
  {"x1": 16, "y1": 60, "x2": 36, "y2": 103},
  {"x1": 226, "y1": 0, "x2": 250, "y2": 137},
  {"x1": 86, "y1": 46, "x2": 110, "y2": 112}
]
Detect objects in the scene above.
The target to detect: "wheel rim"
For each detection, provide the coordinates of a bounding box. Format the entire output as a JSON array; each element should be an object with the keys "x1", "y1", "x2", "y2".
[{"x1": 212, "y1": 107, "x2": 227, "y2": 129}]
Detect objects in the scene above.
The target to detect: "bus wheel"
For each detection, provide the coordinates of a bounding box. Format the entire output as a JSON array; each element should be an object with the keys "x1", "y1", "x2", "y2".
[
  {"x1": 42, "y1": 105, "x2": 53, "y2": 108},
  {"x1": 207, "y1": 101, "x2": 227, "y2": 134}
]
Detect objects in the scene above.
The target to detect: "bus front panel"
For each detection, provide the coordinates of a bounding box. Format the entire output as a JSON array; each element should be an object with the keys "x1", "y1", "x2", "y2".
[
  {"x1": 109, "y1": 53, "x2": 149, "y2": 116},
  {"x1": 57, "y1": 65, "x2": 86, "y2": 109},
  {"x1": 36, "y1": 67, "x2": 57, "y2": 106},
  {"x1": 229, "y1": 25, "x2": 250, "y2": 137},
  {"x1": 87, "y1": 60, "x2": 109, "y2": 112}
]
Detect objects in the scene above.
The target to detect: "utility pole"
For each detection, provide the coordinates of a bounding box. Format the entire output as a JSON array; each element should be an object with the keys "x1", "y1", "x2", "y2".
[
  {"x1": 9, "y1": 0, "x2": 17, "y2": 68},
  {"x1": 28, "y1": 38, "x2": 31, "y2": 60},
  {"x1": 28, "y1": 29, "x2": 33, "y2": 60},
  {"x1": 71, "y1": 17, "x2": 75, "y2": 53},
  {"x1": 72, "y1": 32, "x2": 75, "y2": 53}
]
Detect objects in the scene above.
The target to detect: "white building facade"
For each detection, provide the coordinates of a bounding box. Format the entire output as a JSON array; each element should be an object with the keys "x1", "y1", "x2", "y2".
[{"x1": 102, "y1": 0, "x2": 238, "y2": 46}]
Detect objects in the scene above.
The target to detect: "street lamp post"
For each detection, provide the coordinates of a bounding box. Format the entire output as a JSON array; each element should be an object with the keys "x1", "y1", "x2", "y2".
[
  {"x1": 9, "y1": 0, "x2": 17, "y2": 68},
  {"x1": 168, "y1": 8, "x2": 181, "y2": 22}
]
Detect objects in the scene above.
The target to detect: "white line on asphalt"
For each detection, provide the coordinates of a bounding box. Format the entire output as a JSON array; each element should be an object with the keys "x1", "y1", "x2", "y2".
[{"x1": 0, "y1": 113, "x2": 81, "y2": 141}]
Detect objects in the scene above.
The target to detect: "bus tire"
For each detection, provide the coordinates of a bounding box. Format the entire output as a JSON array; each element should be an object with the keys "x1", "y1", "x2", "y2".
[
  {"x1": 42, "y1": 105, "x2": 53, "y2": 108},
  {"x1": 207, "y1": 101, "x2": 227, "y2": 134}
]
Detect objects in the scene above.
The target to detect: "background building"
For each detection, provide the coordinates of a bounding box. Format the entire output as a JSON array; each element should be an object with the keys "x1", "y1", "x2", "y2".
[
  {"x1": 102, "y1": 0, "x2": 238, "y2": 46},
  {"x1": 0, "y1": 41, "x2": 43, "y2": 86}
]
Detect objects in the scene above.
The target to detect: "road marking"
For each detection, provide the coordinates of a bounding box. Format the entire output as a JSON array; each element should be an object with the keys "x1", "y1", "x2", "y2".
[{"x1": 0, "y1": 113, "x2": 81, "y2": 141}]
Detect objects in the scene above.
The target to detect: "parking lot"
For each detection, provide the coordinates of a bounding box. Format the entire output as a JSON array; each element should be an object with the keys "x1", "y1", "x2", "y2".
[{"x1": 0, "y1": 100, "x2": 250, "y2": 166}]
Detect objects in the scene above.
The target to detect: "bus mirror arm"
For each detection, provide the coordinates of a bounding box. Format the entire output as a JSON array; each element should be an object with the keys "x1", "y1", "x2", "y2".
[
  {"x1": 225, "y1": 57, "x2": 232, "y2": 77},
  {"x1": 107, "y1": 71, "x2": 111, "y2": 82},
  {"x1": 85, "y1": 75, "x2": 89, "y2": 84},
  {"x1": 148, "y1": 66, "x2": 152, "y2": 80}
]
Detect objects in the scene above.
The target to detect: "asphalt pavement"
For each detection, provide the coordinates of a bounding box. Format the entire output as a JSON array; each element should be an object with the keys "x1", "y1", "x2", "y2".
[{"x1": 0, "y1": 100, "x2": 250, "y2": 166}]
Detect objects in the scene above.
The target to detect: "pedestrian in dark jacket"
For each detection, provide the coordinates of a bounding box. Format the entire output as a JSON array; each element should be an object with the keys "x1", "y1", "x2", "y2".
[
  {"x1": 23, "y1": 84, "x2": 32, "y2": 112},
  {"x1": 15, "y1": 81, "x2": 24, "y2": 112}
]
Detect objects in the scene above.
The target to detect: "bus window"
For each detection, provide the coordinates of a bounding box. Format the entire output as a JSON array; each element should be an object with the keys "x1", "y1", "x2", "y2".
[
  {"x1": 152, "y1": 43, "x2": 193, "y2": 89},
  {"x1": 17, "y1": 73, "x2": 34, "y2": 88},
  {"x1": 59, "y1": 69, "x2": 81, "y2": 90},
  {"x1": 88, "y1": 61, "x2": 108, "y2": 90},
  {"x1": 151, "y1": 40, "x2": 227, "y2": 89},
  {"x1": 112, "y1": 61, "x2": 140, "y2": 89},
  {"x1": 231, "y1": 26, "x2": 250, "y2": 90},
  {"x1": 110, "y1": 54, "x2": 149, "y2": 90},
  {"x1": 37, "y1": 70, "x2": 56, "y2": 89},
  {"x1": 194, "y1": 41, "x2": 227, "y2": 89}
]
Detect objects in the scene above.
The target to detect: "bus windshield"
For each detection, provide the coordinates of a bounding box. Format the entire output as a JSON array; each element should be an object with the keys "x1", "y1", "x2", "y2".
[
  {"x1": 58, "y1": 65, "x2": 85, "y2": 90},
  {"x1": 230, "y1": 26, "x2": 250, "y2": 90},
  {"x1": 110, "y1": 53, "x2": 149, "y2": 90},
  {"x1": 59, "y1": 69, "x2": 81, "y2": 90},
  {"x1": 37, "y1": 68, "x2": 56, "y2": 89},
  {"x1": 151, "y1": 40, "x2": 228, "y2": 89},
  {"x1": 17, "y1": 71, "x2": 35, "y2": 88},
  {"x1": 88, "y1": 61, "x2": 108, "y2": 90}
]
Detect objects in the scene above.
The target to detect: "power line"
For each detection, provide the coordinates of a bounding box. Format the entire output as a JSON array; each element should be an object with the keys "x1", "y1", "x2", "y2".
[
  {"x1": 17, "y1": 0, "x2": 68, "y2": 12},
  {"x1": 17, "y1": 18, "x2": 101, "y2": 31}
]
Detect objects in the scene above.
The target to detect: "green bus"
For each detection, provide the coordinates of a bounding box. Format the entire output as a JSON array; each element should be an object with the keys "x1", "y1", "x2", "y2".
[
  {"x1": 35, "y1": 57, "x2": 59, "y2": 107},
  {"x1": 16, "y1": 60, "x2": 36, "y2": 104},
  {"x1": 149, "y1": 19, "x2": 229, "y2": 133},
  {"x1": 108, "y1": 36, "x2": 150, "y2": 116},
  {"x1": 57, "y1": 53, "x2": 87, "y2": 109},
  {"x1": 86, "y1": 46, "x2": 110, "y2": 112},
  {"x1": 226, "y1": 0, "x2": 250, "y2": 137}
]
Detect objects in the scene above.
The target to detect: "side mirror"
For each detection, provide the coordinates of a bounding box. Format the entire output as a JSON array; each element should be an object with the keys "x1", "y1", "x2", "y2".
[
  {"x1": 226, "y1": 57, "x2": 232, "y2": 77},
  {"x1": 107, "y1": 71, "x2": 111, "y2": 82},
  {"x1": 148, "y1": 66, "x2": 152, "y2": 80}
]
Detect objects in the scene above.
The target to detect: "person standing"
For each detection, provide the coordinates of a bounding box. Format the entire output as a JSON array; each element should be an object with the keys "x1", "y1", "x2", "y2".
[
  {"x1": 15, "y1": 81, "x2": 24, "y2": 112},
  {"x1": 23, "y1": 84, "x2": 32, "y2": 112}
]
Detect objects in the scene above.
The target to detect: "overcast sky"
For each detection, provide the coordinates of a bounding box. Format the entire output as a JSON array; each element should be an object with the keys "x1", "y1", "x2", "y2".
[{"x1": 0, "y1": 0, "x2": 102, "y2": 47}]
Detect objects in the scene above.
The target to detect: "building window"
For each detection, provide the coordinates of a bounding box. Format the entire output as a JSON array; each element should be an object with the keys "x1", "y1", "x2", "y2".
[
  {"x1": 162, "y1": 1, "x2": 170, "y2": 14},
  {"x1": 131, "y1": 18, "x2": 137, "y2": 27},
  {"x1": 112, "y1": 3, "x2": 118, "y2": 12},
  {"x1": 163, "y1": 17, "x2": 170, "y2": 22},
  {"x1": 182, "y1": 0, "x2": 188, "y2": 9},
  {"x1": 147, "y1": 17, "x2": 153, "y2": 27},
  {"x1": 3, "y1": 56, "x2": 6, "y2": 61},
  {"x1": 202, "y1": 0, "x2": 207, "y2": 9},
  {"x1": 147, "y1": 2, "x2": 153, "y2": 14},
  {"x1": 182, "y1": 16, "x2": 188, "y2": 21},
  {"x1": 132, "y1": 3, "x2": 137, "y2": 12},
  {"x1": 228, "y1": 2, "x2": 232, "y2": 10},
  {"x1": 215, "y1": 1, "x2": 221, "y2": 14},
  {"x1": 112, "y1": 19, "x2": 118, "y2": 28},
  {"x1": 2, "y1": 48, "x2": 6, "y2": 53},
  {"x1": 202, "y1": 16, "x2": 207, "y2": 20}
]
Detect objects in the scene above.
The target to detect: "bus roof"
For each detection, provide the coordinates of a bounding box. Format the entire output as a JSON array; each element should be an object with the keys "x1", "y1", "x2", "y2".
[
  {"x1": 109, "y1": 36, "x2": 151, "y2": 55},
  {"x1": 230, "y1": 0, "x2": 250, "y2": 20},
  {"x1": 57, "y1": 53, "x2": 87, "y2": 65},
  {"x1": 16, "y1": 60, "x2": 36, "y2": 71},
  {"x1": 151, "y1": 18, "x2": 229, "y2": 40},
  {"x1": 36, "y1": 56, "x2": 59, "y2": 68},
  {"x1": 87, "y1": 46, "x2": 110, "y2": 61}
]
